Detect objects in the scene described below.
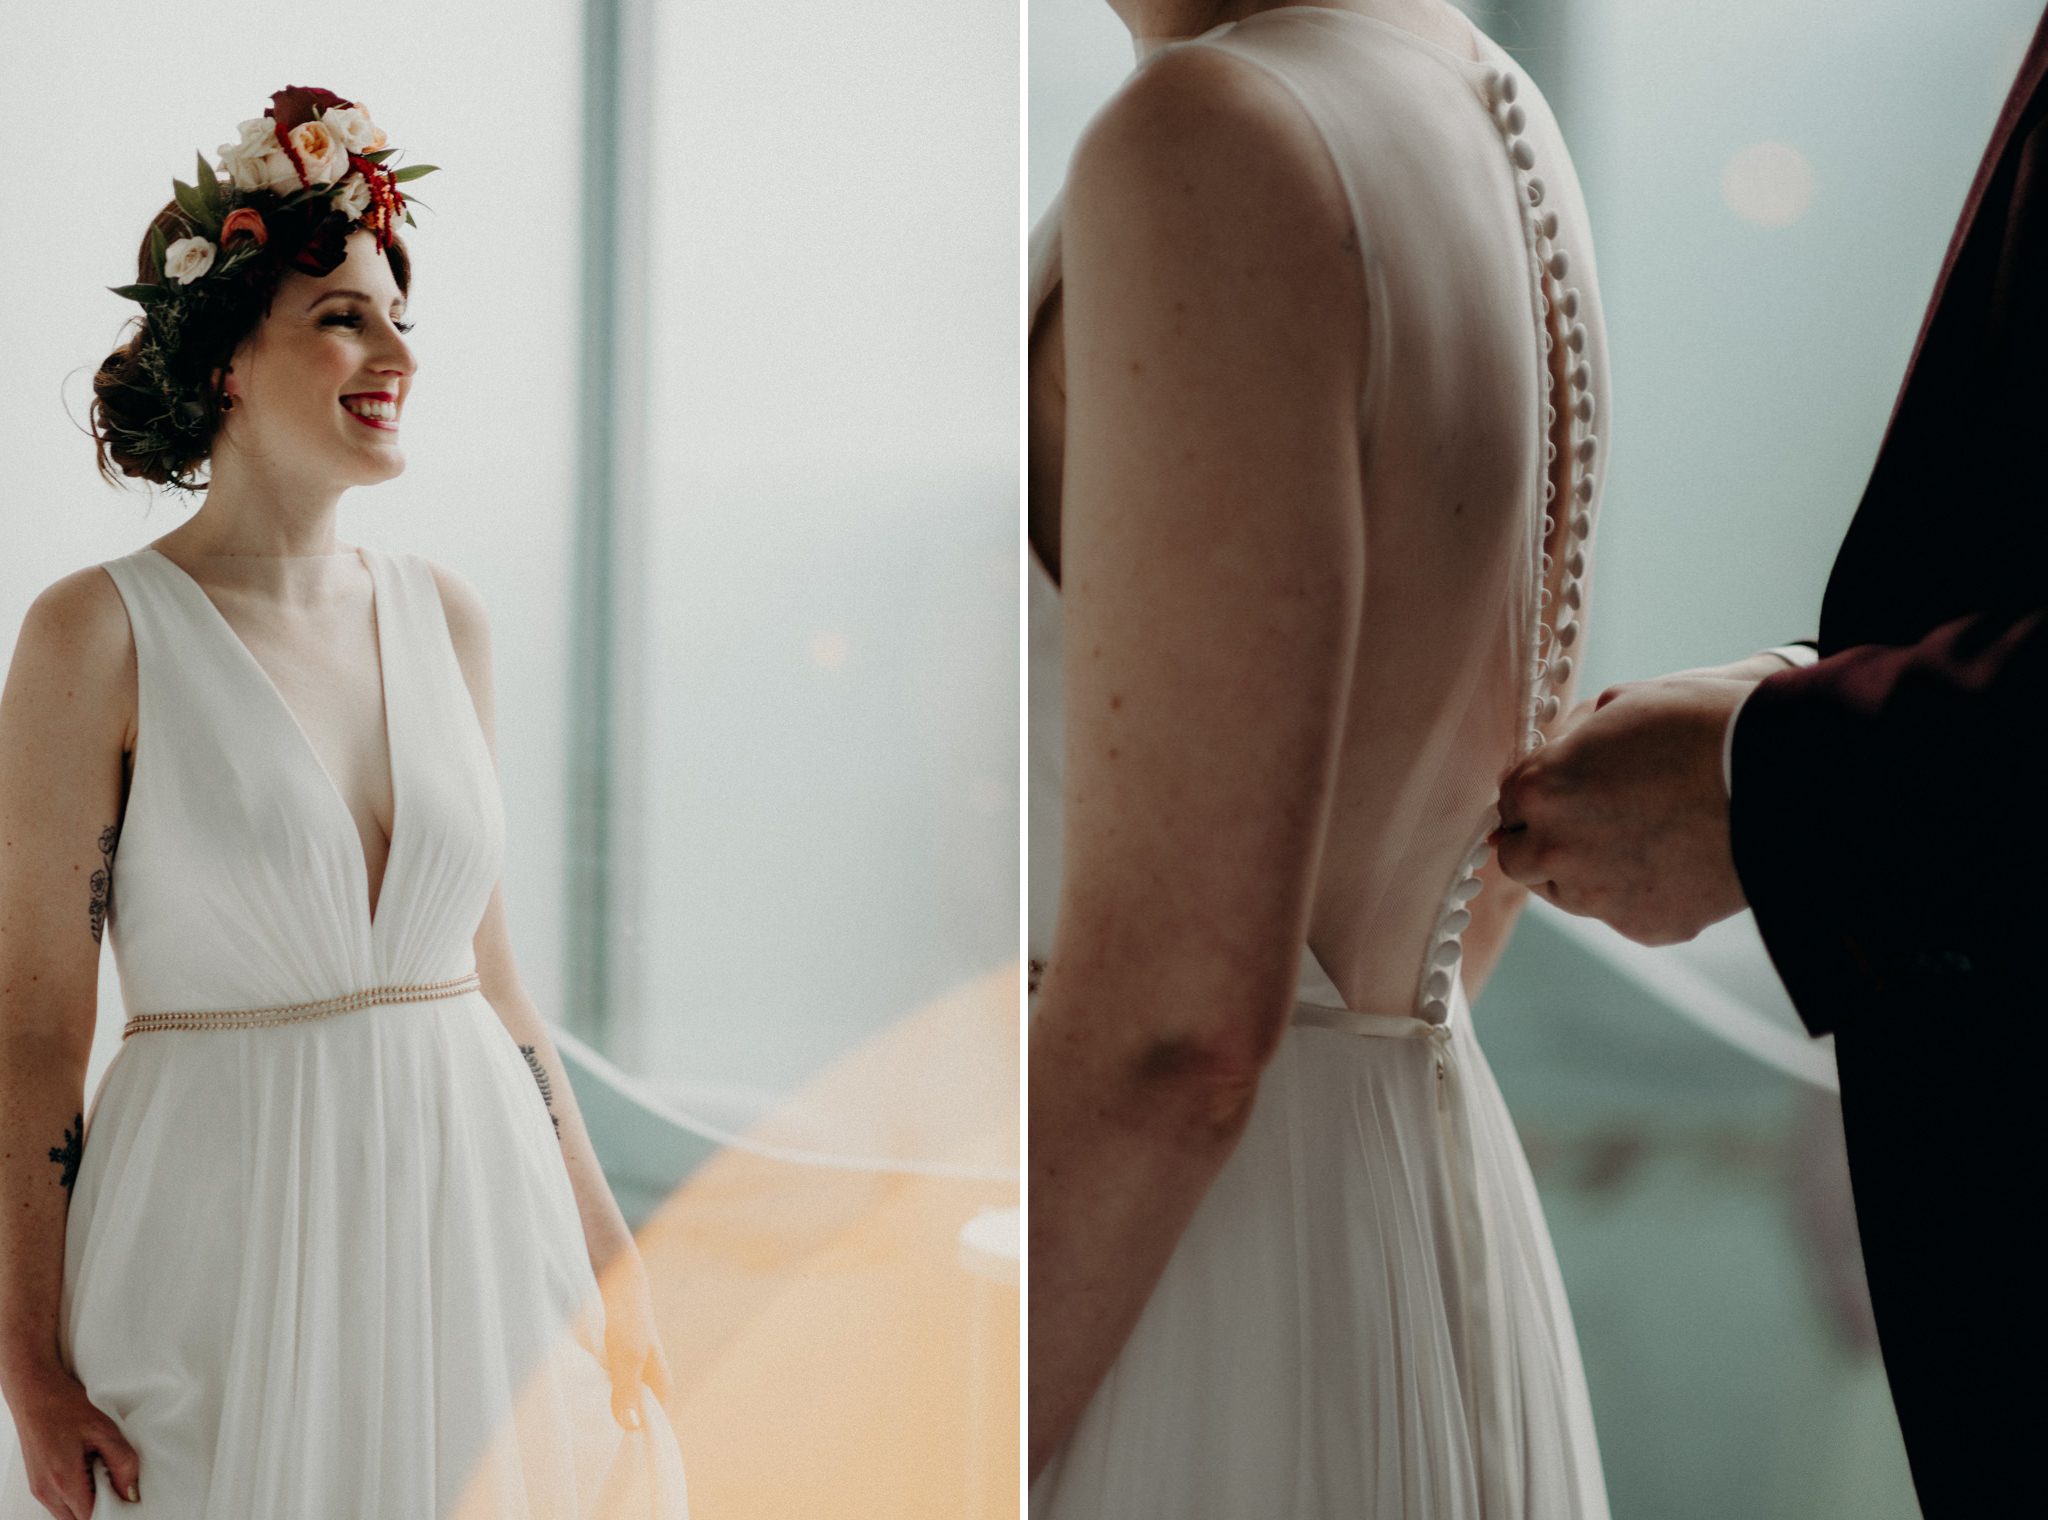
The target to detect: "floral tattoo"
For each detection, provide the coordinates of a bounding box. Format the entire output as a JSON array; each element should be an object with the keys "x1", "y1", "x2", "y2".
[
  {"x1": 88, "y1": 823, "x2": 119, "y2": 945},
  {"x1": 49, "y1": 1114, "x2": 85, "y2": 1196},
  {"x1": 520, "y1": 1045, "x2": 560, "y2": 1134}
]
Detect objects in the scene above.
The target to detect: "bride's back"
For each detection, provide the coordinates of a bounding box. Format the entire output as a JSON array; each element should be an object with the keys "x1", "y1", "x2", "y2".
[
  {"x1": 1030, "y1": 1, "x2": 1609, "y2": 1020},
  {"x1": 1231, "y1": 7, "x2": 1608, "y2": 1015}
]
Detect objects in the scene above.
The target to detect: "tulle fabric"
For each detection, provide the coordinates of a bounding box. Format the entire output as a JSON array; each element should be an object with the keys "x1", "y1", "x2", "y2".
[
  {"x1": 0, "y1": 548, "x2": 685, "y2": 1517},
  {"x1": 1030, "y1": 979, "x2": 1605, "y2": 1520}
]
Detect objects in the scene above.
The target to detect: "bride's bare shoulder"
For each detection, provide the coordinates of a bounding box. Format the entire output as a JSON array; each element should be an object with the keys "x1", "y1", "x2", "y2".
[
  {"x1": 12, "y1": 567, "x2": 136, "y2": 677},
  {"x1": 3, "y1": 567, "x2": 138, "y2": 748},
  {"x1": 1068, "y1": 40, "x2": 1351, "y2": 251}
]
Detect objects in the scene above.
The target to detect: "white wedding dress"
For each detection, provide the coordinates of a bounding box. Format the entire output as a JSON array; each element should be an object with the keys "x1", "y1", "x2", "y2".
[
  {"x1": 0, "y1": 548, "x2": 687, "y2": 1518},
  {"x1": 1031, "y1": 8, "x2": 1610, "y2": 1517}
]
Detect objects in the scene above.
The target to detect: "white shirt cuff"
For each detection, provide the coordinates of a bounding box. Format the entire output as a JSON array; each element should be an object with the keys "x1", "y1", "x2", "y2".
[{"x1": 1723, "y1": 645, "x2": 1819, "y2": 797}]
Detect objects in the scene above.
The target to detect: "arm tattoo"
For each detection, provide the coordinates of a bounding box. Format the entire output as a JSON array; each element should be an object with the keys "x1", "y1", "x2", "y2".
[
  {"x1": 520, "y1": 1045, "x2": 560, "y2": 1133},
  {"x1": 88, "y1": 823, "x2": 119, "y2": 945},
  {"x1": 49, "y1": 1114, "x2": 84, "y2": 1196}
]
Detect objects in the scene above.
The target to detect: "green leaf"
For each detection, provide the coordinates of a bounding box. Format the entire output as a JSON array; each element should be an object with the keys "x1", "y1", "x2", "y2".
[
  {"x1": 361, "y1": 148, "x2": 396, "y2": 164},
  {"x1": 403, "y1": 209, "x2": 417, "y2": 228},
  {"x1": 400, "y1": 196, "x2": 432, "y2": 213},
  {"x1": 195, "y1": 152, "x2": 224, "y2": 214},
  {"x1": 389, "y1": 163, "x2": 439, "y2": 184},
  {"x1": 170, "y1": 178, "x2": 215, "y2": 235},
  {"x1": 148, "y1": 223, "x2": 167, "y2": 276},
  {"x1": 109, "y1": 283, "x2": 171, "y2": 304}
]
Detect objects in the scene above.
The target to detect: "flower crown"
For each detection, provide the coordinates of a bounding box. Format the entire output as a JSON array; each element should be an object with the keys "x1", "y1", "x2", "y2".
[
  {"x1": 92, "y1": 89, "x2": 436, "y2": 493},
  {"x1": 112, "y1": 86, "x2": 436, "y2": 308}
]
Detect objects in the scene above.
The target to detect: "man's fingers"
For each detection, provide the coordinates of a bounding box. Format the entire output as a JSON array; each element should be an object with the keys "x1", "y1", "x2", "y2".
[
  {"x1": 1491, "y1": 810, "x2": 1556, "y2": 888},
  {"x1": 1494, "y1": 756, "x2": 1541, "y2": 834}
]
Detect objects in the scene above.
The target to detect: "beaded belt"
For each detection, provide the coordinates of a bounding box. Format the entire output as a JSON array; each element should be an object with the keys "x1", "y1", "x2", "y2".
[{"x1": 122, "y1": 972, "x2": 482, "y2": 1039}]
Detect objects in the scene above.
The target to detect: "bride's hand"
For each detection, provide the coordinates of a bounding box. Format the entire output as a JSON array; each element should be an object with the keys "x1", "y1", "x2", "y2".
[
  {"x1": 597, "y1": 1247, "x2": 674, "y2": 1430},
  {"x1": 4, "y1": 1361, "x2": 140, "y2": 1517}
]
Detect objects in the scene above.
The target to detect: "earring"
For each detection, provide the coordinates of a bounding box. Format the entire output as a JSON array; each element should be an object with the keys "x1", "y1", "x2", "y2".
[{"x1": 220, "y1": 395, "x2": 235, "y2": 412}]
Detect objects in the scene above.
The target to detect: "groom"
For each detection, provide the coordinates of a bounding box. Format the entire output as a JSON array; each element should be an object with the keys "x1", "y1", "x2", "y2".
[{"x1": 1493, "y1": 12, "x2": 2048, "y2": 1516}]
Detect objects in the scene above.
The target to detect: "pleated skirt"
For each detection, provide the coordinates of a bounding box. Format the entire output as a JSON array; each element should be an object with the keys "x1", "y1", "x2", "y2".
[
  {"x1": 1031, "y1": 993, "x2": 1608, "y2": 1520},
  {"x1": 0, "y1": 993, "x2": 687, "y2": 1518}
]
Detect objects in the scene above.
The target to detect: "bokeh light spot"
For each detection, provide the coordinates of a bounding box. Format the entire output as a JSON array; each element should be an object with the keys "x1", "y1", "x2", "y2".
[{"x1": 1721, "y1": 141, "x2": 1814, "y2": 227}]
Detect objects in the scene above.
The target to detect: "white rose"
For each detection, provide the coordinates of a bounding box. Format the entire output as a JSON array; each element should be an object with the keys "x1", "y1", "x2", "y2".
[
  {"x1": 330, "y1": 172, "x2": 373, "y2": 220},
  {"x1": 218, "y1": 118, "x2": 301, "y2": 194},
  {"x1": 288, "y1": 120, "x2": 350, "y2": 188},
  {"x1": 217, "y1": 118, "x2": 289, "y2": 193},
  {"x1": 321, "y1": 105, "x2": 386, "y2": 154},
  {"x1": 163, "y1": 236, "x2": 217, "y2": 286}
]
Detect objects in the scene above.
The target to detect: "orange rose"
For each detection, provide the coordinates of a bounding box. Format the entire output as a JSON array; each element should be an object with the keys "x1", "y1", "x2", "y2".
[{"x1": 220, "y1": 208, "x2": 268, "y2": 248}]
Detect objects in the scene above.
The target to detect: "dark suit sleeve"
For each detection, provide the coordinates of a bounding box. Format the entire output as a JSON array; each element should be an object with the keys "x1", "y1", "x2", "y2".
[{"x1": 1729, "y1": 605, "x2": 2048, "y2": 1036}]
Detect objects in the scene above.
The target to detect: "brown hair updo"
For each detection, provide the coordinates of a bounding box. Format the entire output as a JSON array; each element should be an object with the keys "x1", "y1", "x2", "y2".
[{"x1": 89, "y1": 203, "x2": 410, "y2": 492}]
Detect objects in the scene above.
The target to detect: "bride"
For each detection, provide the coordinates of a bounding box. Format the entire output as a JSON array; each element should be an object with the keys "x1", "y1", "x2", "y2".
[
  {"x1": 1030, "y1": 0, "x2": 1610, "y2": 1514},
  {"x1": 0, "y1": 90, "x2": 685, "y2": 1517}
]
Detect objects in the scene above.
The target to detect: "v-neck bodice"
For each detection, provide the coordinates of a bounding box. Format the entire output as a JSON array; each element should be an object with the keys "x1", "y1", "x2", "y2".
[
  {"x1": 100, "y1": 548, "x2": 505, "y2": 1014},
  {"x1": 144, "y1": 548, "x2": 397, "y2": 929}
]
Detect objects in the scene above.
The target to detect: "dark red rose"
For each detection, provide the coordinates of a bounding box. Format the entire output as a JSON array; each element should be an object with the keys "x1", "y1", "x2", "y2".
[
  {"x1": 289, "y1": 210, "x2": 354, "y2": 277},
  {"x1": 265, "y1": 86, "x2": 352, "y2": 132}
]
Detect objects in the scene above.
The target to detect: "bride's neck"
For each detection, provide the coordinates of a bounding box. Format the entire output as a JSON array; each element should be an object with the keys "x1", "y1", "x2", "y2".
[
  {"x1": 161, "y1": 451, "x2": 349, "y2": 562},
  {"x1": 150, "y1": 464, "x2": 361, "y2": 600}
]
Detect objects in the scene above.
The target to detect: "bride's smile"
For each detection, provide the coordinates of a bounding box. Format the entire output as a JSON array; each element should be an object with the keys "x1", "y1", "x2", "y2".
[{"x1": 216, "y1": 231, "x2": 417, "y2": 493}]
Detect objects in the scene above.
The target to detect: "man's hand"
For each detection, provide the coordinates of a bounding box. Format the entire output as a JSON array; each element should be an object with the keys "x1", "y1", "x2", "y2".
[{"x1": 1493, "y1": 664, "x2": 1774, "y2": 945}]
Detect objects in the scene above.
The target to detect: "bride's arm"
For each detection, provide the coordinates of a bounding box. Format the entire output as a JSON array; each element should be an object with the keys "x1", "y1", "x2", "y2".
[
  {"x1": 0, "y1": 571, "x2": 144, "y2": 1512},
  {"x1": 1030, "y1": 48, "x2": 1366, "y2": 1476},
  {"x1": 431, "y1": 565, "x2": 673, "y2": 1428}
]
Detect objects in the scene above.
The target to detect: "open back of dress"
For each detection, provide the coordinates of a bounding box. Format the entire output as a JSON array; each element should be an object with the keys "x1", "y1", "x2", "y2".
[{"x1": 1031, "y1": 7, "x2": 1613, "y2": 1517}]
